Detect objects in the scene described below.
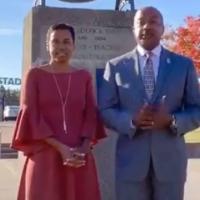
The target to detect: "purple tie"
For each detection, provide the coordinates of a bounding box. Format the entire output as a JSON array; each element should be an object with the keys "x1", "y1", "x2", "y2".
[{"x1": 143, "y1": 52, "x2": 155, "y2": 99}]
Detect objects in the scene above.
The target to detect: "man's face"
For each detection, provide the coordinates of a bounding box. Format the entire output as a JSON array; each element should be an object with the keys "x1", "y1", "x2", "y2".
[
  {"x1": 47, "y1": 29, "x2": 75, "y2": 64},
  {"x1": 133, "y1": 8, "x2": 164, "y2": 50}
]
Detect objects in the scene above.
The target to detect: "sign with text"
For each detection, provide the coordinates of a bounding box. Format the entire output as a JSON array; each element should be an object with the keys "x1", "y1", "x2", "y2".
[{"x1": 0, "y1": 77, "x2": 21, "y2": 86}]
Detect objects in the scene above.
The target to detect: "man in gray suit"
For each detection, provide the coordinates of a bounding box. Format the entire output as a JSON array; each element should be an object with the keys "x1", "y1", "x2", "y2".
[{"x1": 98, "y1": 6, "x2": 200, "y2": 200}]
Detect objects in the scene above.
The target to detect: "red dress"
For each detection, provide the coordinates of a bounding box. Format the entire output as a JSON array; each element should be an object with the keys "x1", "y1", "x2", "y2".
[{"x1": 11, "y1": 67, "x2": 105, "y2": 200}]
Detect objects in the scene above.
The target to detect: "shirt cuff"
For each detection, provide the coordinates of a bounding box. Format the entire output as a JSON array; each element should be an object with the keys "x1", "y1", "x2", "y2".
[
  {"x1": 129, "y1": 120, "x2": 137, "y2": 139},
  {"x1": 169, "y1": 114, "x2": 178, "y2": 135}
]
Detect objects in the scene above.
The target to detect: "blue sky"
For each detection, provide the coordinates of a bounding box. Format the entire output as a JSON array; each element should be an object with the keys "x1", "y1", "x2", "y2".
[{"x1": 0, "y1": 0, "x2": 199, "y2": 82}]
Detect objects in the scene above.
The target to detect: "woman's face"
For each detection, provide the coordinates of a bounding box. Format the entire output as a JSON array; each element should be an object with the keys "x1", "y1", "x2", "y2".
[{"x1": 47, "y1": 29, "x2": 75, "y2": 64}]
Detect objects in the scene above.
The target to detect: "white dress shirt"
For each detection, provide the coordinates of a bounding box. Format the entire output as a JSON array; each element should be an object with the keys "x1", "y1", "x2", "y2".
[{"x1": 137, "y1": 44, "x2": 162, "y2": 82}]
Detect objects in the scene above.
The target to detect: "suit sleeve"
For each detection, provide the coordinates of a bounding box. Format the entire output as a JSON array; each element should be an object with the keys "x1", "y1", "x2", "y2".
[
  {"x1": 173, "y1": 59, "x2": 200, "y2": 136},
  {"x1": 98, "y1": 61, "x2": 136, "y2": 138}
]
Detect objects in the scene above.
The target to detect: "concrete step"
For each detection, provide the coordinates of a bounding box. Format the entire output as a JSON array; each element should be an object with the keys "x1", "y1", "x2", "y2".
[
  {"x1": 0, "y1": 143, "x2": 18, "y2": 159},
  {"x1": 0, "y1": 152, "x2": 18, "y2": 159}
]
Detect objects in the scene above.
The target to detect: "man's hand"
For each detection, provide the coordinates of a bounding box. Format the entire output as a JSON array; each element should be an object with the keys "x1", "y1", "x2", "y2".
[
  {"x1": 132, "y1": 103, "x2": 172, "y2": 131},
  {"x1": 132, "y1": 103, "x2": 154, "y2": 130},
  {"x1": 152, "y1": 104, "x2": 172, "y2": 130}
]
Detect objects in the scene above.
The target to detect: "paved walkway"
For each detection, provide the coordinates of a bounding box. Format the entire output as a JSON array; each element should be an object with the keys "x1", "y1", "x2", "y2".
[
  {"x1": 0, "y1": 122, "x2": 200, "y2": 199},
  {"x1": 184, "y1": 159, "x2": 200, "y2": 200},
  {"x1": 0, "y1": 158, "x2": 199, "y2": 200},
  {"x1": 0, "y1": 158, "x2": 21, "y2": 200}
]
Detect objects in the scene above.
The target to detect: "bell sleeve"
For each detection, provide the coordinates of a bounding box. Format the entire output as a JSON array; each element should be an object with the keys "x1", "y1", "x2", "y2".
[{"x1": 11, "y1": 68, "x2": 54, "y2": 155}]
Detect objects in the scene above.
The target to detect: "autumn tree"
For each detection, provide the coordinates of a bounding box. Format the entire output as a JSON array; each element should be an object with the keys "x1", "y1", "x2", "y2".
[{"x1": 163, "y1": 16, "x2": 200, "y2": 72}]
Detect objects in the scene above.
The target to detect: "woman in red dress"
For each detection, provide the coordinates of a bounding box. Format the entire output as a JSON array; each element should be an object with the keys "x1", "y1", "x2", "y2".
[{"x1": 11, "y1": 23, "x2": 105, "y2": 200}]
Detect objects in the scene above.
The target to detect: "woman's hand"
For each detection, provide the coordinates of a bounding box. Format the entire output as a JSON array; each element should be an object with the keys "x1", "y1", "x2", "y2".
[
  {"x1": 58, "y1": 143, "x2": 86, "y2": 168},
  {"x1": 72, "y1": 138, "x2": 91, "y2": 163},
  {"x1": 44, "y1": 137, "x2": 85, "y2": 168}
]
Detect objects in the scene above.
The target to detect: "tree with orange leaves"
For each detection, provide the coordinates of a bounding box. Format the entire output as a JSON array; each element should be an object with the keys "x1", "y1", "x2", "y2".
[{"x1": 163, "y1": 16, "x2": 200, "y2": 72}]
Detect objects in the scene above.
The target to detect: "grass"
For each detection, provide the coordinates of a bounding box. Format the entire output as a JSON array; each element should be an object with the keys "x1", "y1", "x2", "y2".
[{"x1": 185, "y1": 128, "x2": 200, "y2": 143}]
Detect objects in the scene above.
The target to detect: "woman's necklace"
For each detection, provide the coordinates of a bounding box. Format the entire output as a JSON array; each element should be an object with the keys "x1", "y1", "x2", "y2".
[{"x1": 51, "y1": 68, "x2": 71, "y2": 134}]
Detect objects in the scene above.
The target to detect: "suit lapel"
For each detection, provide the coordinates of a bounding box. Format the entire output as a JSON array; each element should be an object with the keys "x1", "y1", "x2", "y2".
[
  {"x1": 132, "y1": 49, "x2": 147, "y2": 100},
  {"x1": 151, "y1": 48, "x2": 173, "y2": 103}
]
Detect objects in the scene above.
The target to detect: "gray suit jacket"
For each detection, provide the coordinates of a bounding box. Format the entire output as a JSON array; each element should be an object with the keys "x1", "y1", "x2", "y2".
[{"x1": 98, "y1": 47, "x2": 200, "y2": 182}]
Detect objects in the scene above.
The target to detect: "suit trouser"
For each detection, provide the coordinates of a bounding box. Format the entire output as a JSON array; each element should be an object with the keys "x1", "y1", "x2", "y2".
[{"x1": 116, "y1": 159, "x2": 185, "y2": 200}]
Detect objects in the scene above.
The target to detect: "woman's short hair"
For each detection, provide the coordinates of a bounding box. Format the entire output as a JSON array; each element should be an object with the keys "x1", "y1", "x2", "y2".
[{"x1": 46, "y1": 23, "x2": 75, "y2": 44}]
